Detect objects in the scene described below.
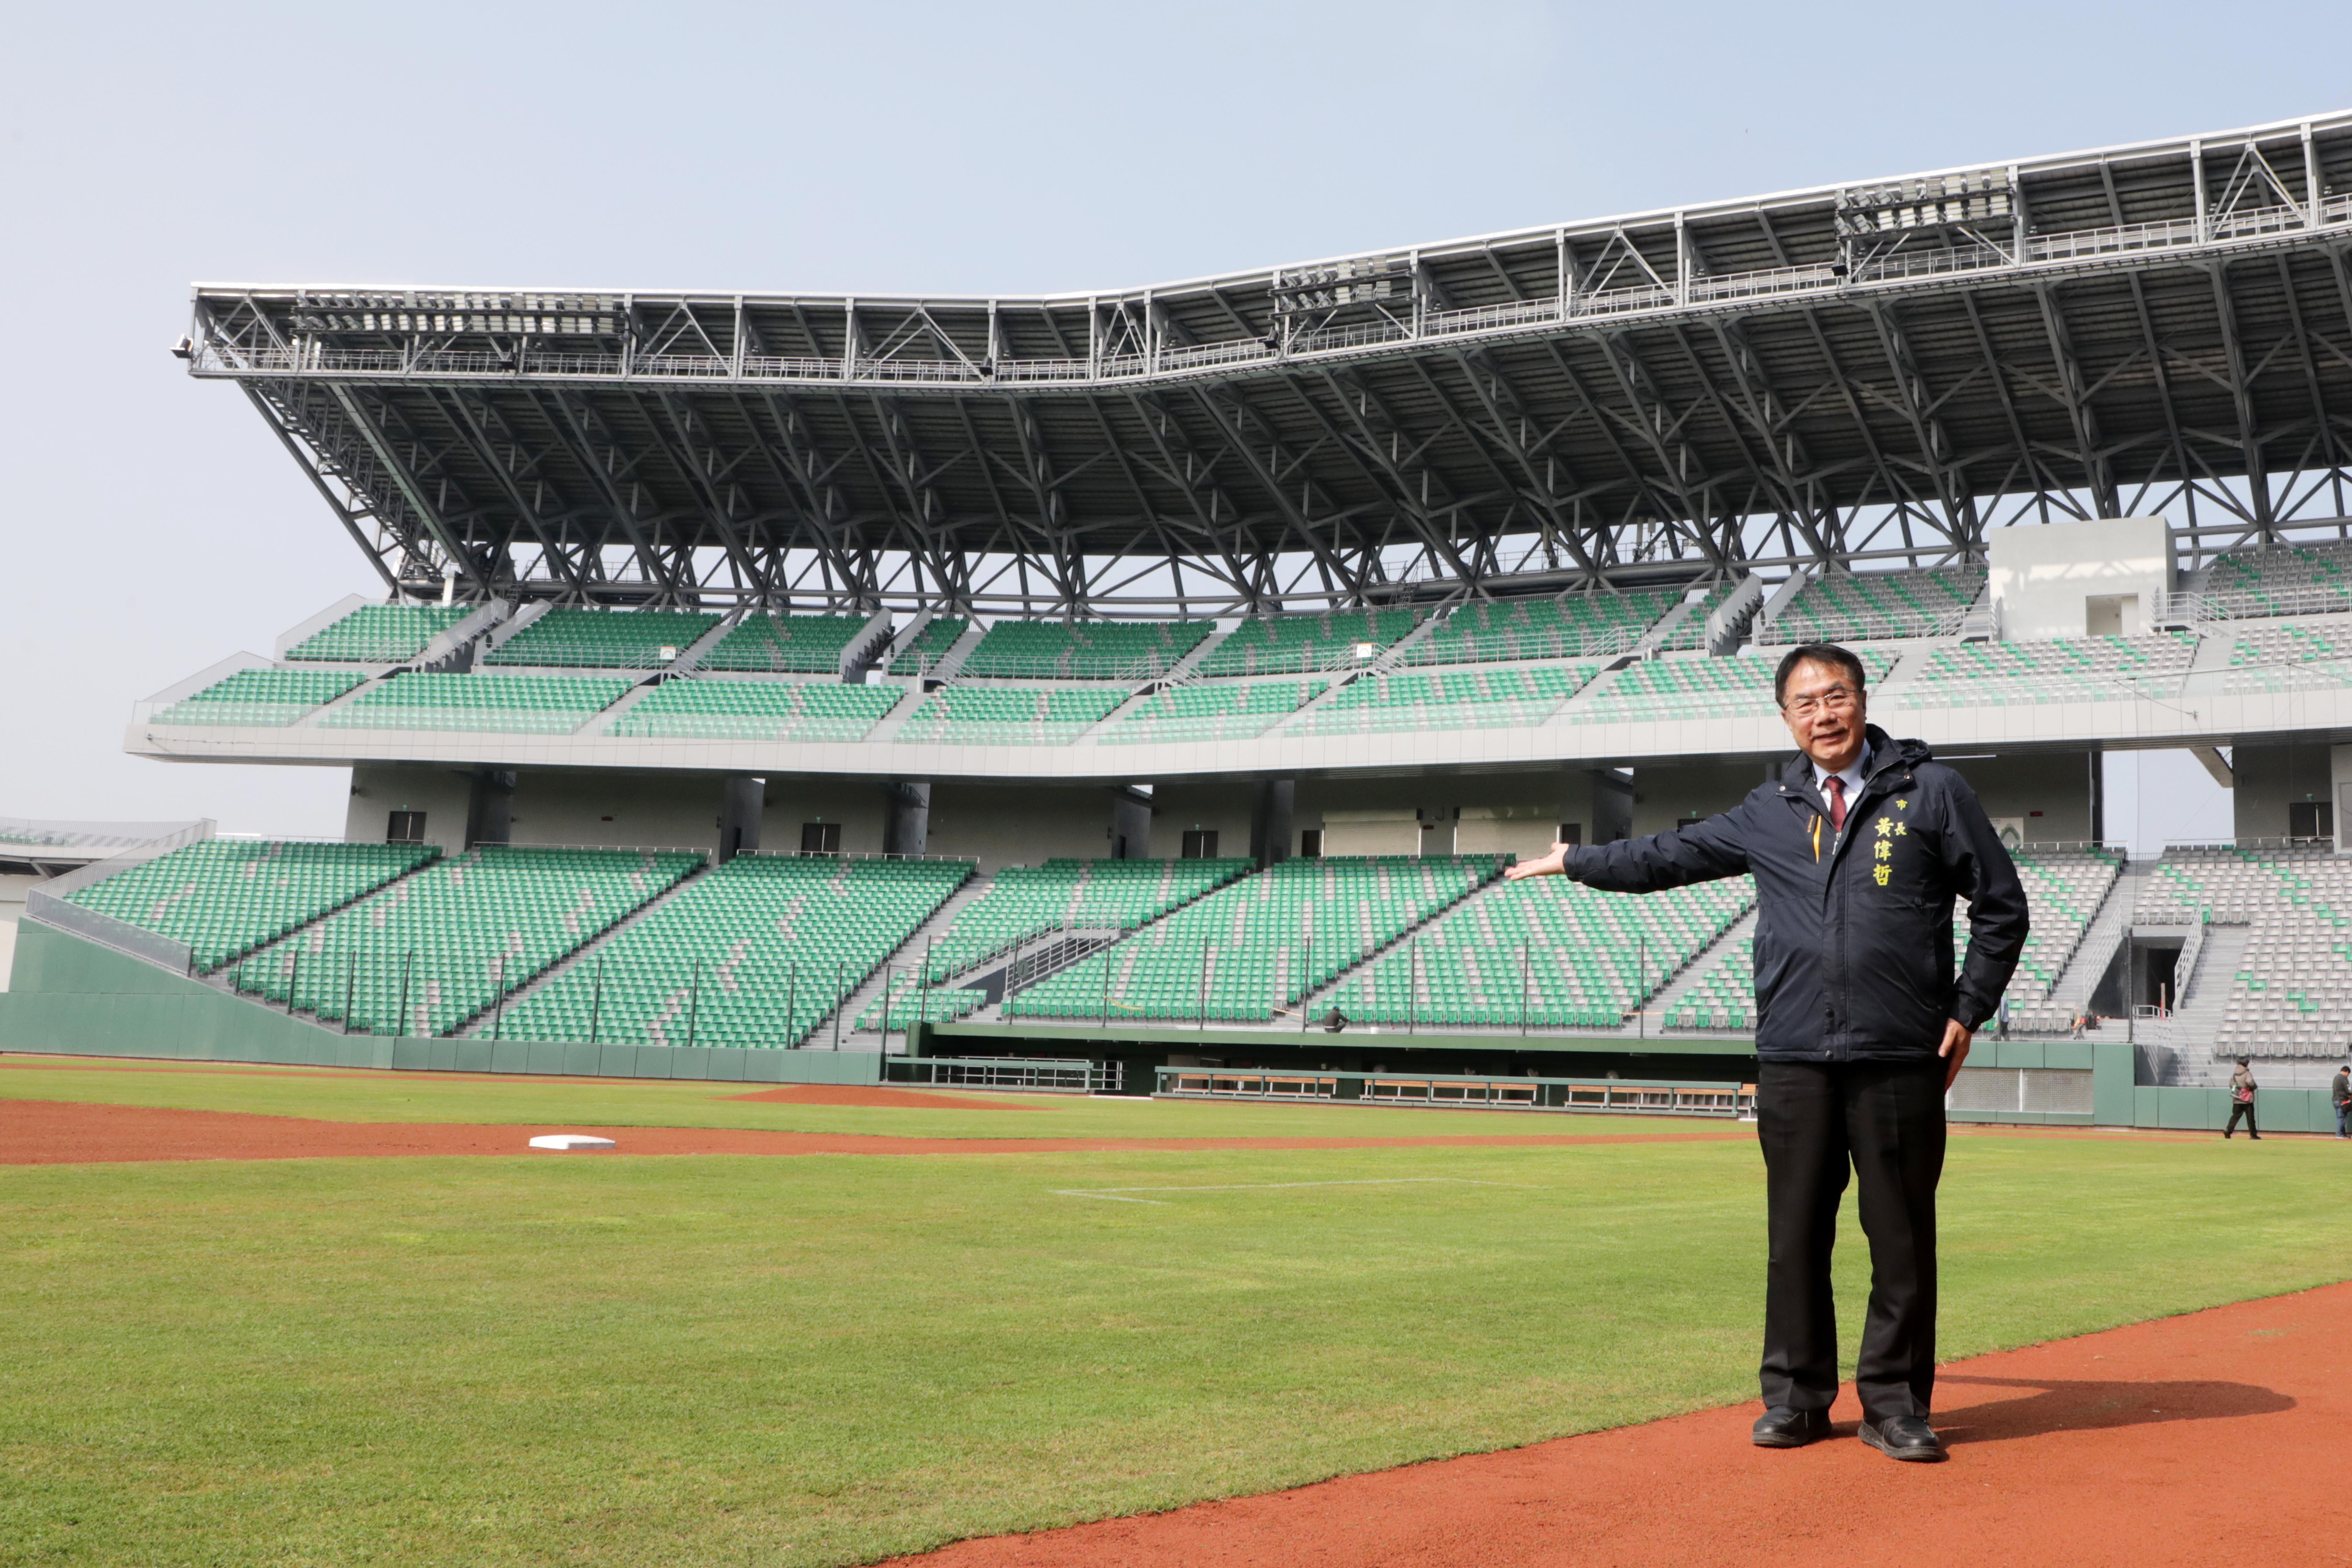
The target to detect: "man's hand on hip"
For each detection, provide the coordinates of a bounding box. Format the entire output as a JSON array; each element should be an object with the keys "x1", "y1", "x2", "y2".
[
  {"x1": 1504, "y1": 843, "x2": 1573, "y2": 881},
  {"x1": 1938, "y1": 1018, "x2": 1973, "y2": 1091}
]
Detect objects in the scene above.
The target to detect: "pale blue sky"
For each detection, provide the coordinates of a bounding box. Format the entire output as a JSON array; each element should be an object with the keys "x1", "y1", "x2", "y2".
[{"x1": 2, "y1": 1, "x2": 2336, "y2": 844}]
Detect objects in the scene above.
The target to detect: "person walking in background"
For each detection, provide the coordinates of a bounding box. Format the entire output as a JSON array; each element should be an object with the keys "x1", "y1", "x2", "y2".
[
  {"x1": 2331, "y1": 1062, "x2": 2349, "y2": 1139},
  {"x1": 1506, "y1": 642, "x2": 2027, "y2": 1464},
  {"x1": 2224, "y1": 1057, "x2": 2260, "y2": 1140}
]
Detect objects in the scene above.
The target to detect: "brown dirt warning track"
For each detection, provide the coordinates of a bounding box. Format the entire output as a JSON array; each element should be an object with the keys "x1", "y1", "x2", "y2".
[
  {"x1": 882, "y1": 1280, "x2": 2352, "y2": 1568},
  {"x1": 0, "y1": 1097, "x2": 1753, "y2": 1163}
]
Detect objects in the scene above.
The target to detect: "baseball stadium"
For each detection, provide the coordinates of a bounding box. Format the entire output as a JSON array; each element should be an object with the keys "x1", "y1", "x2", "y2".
[{"x1": 6, "y1": 107, "x2": 2352, "y2": 1564}]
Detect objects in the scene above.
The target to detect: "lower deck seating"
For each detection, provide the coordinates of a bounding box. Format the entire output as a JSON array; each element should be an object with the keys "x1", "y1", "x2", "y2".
[
  {"x1": 492, "y1": 854, "x2": 972, "y2": 1048},
  {"x1": 1291, "y1": 664, "x2": 1594, "y2": 736},
  {"x1": 322, "y1": 672, "x2": 632, "y2": 733},
  {"x1": 64, "y1": 839, "x2": 435, "y2": 973},
  {"x1": 284, "y1": 603, "x2": 469, "y2": 663},
  {"x1": 227, "y1": 846, "x2": 701, "y2": 1036},
  {"x1": 1005, "y1": 856, "x2": 1504, "y2": 1023},
  {"x1": 921, "y1": 858, "x2": 1253, "y2": 982},
  {"x1": 153, "y1": 667, "x2": 365, "y2": 727},
  {"x1": 2138, "y1": 845, "x2": 2352, "y2": 1057},
  {"x1": 1322, "y1": 874, "x2": 1755, "y2": 1029},
  {"x1": 897, "y1": 686, "x2": 1125, "y2": 745},
  {"x1": 608, "y1": 679, "x2": 901, "y2": 741},
  {"x1": 1104, "y1": 681, "x2": 1326, "y2": 743}
]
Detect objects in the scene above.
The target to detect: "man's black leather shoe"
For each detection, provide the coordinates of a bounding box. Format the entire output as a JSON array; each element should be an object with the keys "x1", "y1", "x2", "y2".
[
  {"x1": 1858, "y1": 1414, "x2": 1946, "y2": 1462},
  {"x1": 1750, "y1": 1407, "x2": 1834, "y2": 1447}
]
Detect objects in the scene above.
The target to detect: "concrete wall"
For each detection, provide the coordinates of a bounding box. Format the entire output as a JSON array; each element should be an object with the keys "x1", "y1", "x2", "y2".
[
  {"x1": 508, "y1": 769, "x2": 730, "y2": 851},
  {"x1": 1630, "y1": 757, "x2": 1777, "y2": 836},
  {"x1": 1150, "y1": 780, "x2": 1260, "y2": 861},
  {"x1": 929, "y1": 782, "x2": 1141, "y2": 870},
  {"x1": 1297, "y1": 771, "x2": 1614, "y2": 858},
  {"x1": 345, "y1": 763, "x2": 476, "y2": 850},
  {"x1": 1939, "y1": 752, "x2": 2099, "y2": 843},
  {"x1": 0, "y1": 871, "x2": 34, "y2": 990},
  {"x1": 1989, "y1": 516, "x2": 2175, "y2": 642},
  {"x1": 2234, "y1": 738, "x2": 2331, "y2": 842},
  {"x1": 760, "y1": 777, "x2": 891, "y2": 857}
]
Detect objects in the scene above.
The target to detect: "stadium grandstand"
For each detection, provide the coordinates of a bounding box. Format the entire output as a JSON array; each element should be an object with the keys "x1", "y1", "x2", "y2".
[{"x1": 13, "y1": 108, "x2": 2352, "y2": 1114}]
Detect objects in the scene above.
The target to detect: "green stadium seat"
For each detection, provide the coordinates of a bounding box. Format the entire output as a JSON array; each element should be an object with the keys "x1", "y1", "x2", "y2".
[
  {"x1": 285, "y1": 604, "x2": 470, "y2": 663},
  {"x1": 958, "y1": 620, "x2": 1213, "y2": 680},
  {"x1": 609, "y1": 678, "x2": 902, "y2": 741},
  {"x1": 322, "y1": 673, "x2": 632, "y2": 734},
  {"x1": 1104, "y1": 681, "x2": 1325, "y2": 743},
  {"x1": 66, "y1": 839, "x2": 435, "y2": 973},
  {"x1": 485, "y1": 608, "x2": 721, "y2": 670},
  {"x1": 1194, "y1": 609, "x2": 1422, "y2": 677},
  {"x1": 152, "y1": 668, "x2": 366, "y2": 727},
  {"x1": 699, "y1": 614, "x2": 874, "y2": 674},
  {"x1": 1290, "y1": 664, "x2": 1594, "y2": 736},
  {"x1": 897, "y1": 686, "x2": 1125, "y2": 745},
  {"x1": 1403, "y1": 593, "x2": 1679, "y2": 666}
]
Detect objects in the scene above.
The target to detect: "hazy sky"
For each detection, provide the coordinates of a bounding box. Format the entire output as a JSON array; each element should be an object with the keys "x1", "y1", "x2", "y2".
[{"x1": 3, "y1": 1, "x2": 2337, "y2": 847}]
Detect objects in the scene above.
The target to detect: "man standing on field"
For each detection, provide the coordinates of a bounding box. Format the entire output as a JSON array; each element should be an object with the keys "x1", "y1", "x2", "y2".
[{"x1": 1507, "y1": 642, "x2": 2028, "y2": 1463}]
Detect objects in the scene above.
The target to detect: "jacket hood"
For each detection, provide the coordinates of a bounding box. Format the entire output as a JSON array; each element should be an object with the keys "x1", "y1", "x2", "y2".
[{"x1": 1780, "y1": 726, "x2": 1931, "y2": 788}]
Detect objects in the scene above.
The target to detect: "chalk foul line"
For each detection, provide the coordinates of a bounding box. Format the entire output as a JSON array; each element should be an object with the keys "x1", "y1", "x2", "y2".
[{"x1": 1051, "y1": 1177, "x2": 1534, "y2": 1206}]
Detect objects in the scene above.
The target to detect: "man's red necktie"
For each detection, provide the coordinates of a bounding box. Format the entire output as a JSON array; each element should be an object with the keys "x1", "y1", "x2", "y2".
[{"x1": 1825, "y1": 774, "x2": 1847, "y2": 835}]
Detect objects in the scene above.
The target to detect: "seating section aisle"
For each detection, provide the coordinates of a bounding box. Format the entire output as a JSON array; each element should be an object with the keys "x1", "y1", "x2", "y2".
[
  {"x1": 897, "y1": 687, "x2": 1125, "y2": 746},
  {"x1": 919, "y1": 858, "x2": 1254, "y2": 982},
  {"x1": 1662, "y1": 848, "x2": 2121, "y2": 1032},
  {"x1": 285, "y1": 604, "x2": 470, "y2": 664},
  {"x1": 2202, "y1": 541, "x2": 2352, "y2": 618},
  {"x1": 1323, "y1": 875, "x2": 1754, "y2": 1029},
  {"x1": 65, "y1": 839, "x2": 436, "y2": 974},
  {"x1": 485, "y1": 608, "x2": 721, "y2": 669},
  {"x1": 608, "y1": 679, "x2": 901, "y2": 741},
  {"x1": 153, "y1": 668, "x2": 365, "y2": 727},
  {"x1": 323, "y1": 673, "x2": 632, "y2": 734},
  {"x1": 1651, "y1": 583, "x2": 1739, "y2": 652},
  {"x1": 1764, "y1": 567, "x2": 1982, "y2": 644},
  {"x1": 1581, "y1": 651, "x2": 1895, "y2": 723},
  {"x1": 958, "y1": 619, "x2": 1214, "y2": 680},
  {"x1": 1404, "y1": 592, "x2": 1678, "y2": 666},
  {"x1": 699, "y1": 614, "x2": 872, "y2": 674},
  {"x1": 492, "y1": 854, "x2": 972, "y2": 1049},
  {"x1": 1104, "y1": 681, "x2": 1326, "y2": 743},
  {"x1": 853, "y1": 973, "x2": 988, "y2": 1030},
  {"x1": 2137, "y1": 844, "x2": 2352, "y2": 1057},
  {"x1": 1892, "y1": 635, "x2": 2195, "y2": 708},
  {"x1": 889, "y1": 617, "x2": 970, "y2": 676},
  {"x1": 227, "y1": 846, "x2": 702, "y2": 1037},
  {"x1": 1291, "y1": 664, "x2": 1595, "y2": 736},
  {"x1": 1004, "y1": 856, "x2": 1504, "y2": 1023},
  {"x1": 1195, "y1": 609, "x2": 1422, "y2": 677}
]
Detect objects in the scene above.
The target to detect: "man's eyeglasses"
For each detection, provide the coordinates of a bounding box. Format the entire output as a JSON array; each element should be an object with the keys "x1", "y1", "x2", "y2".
[{"x1": 1782, "y1": 687, "x2": 1858, "y2": 720}]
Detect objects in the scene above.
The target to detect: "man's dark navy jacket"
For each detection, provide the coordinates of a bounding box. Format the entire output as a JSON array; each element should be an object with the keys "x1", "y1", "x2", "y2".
[{"x1": 1565, "y1": 725, "x2": 2030, "y2": 1063}]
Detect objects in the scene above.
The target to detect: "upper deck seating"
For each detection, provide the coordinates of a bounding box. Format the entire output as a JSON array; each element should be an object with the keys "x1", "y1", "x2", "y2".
[
  {"x1": 1580, "y1": 651, "x2": 1895, "y2": 723},
  {"x1": 64, "y1": 839, "x2": 435, "y2": 974},
  {"x1": 2202, "y1": 541, "x2": 2352, "y2": 618},
  {"x1": 896, "y1": 686, "x2": 1125, "y2": 746},
  {"x1": 152, "y1": 668, "x2": 366, "y2": 727},
  {"x1": 958, "y1": 620, "x2": 1213, "y2": 681},
  {"x1": 1892, "y1": 635, "x2": 2196, "y2": 708},
  {"x1": 1290, "y1": 664, "x2": 1595, "y2": 736},
  {"x1": 1650, "y1": 583, "x2": 1738, "y2": 652},
  {"x1": 1004, "y1": 856, "x2": 1503, "y2": 1023},
  {"x1": 889, "y1": 616, "x2": 970, "y2": 676},
  {"x1": 492, "y1": 854, "x2": 972, "y2": 1049},
  {"x1": 1764, "y1": 567, "x2": 1982, "y2": 644},
  {"x1": 608, "y1": 679, "x2": 901, "y2": 741},
  {"x1": 484, "y1": 608, "x2": 721, "y2": 669},
  {"x1": 1326, "y1": 875, "x2": 1755, "y2": 1029},
  {"x1": 322, "y1": 672, "x2": 632, "y2": 734},
  {"x1": 227, "y1": 846, "x2": 702, "y2": 1036},
  {"x1": 2216, "y1": 621, "x2": 2352, "y2": 692},
  {"x1": 1104, "y1": 680, "x2": 1326, "y2": 743},
  {"x1": 1194, "y1": 608, "x2": 1422, "y2": 677},
  {"x1": 698, "y1": 614, "x2": 873, "y2": 674},
  {"x1": 1403, "y1": 591, "x2": 1679, "y2": 666},
  {"x1": 285, "y1": 604, "x2": 469, "y2": 664}
]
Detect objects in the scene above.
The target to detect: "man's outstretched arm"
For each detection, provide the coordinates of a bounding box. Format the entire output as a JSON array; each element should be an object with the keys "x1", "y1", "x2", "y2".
[{"x1": 1505, "y1": 806, "x2": 1752, "y2": 892}]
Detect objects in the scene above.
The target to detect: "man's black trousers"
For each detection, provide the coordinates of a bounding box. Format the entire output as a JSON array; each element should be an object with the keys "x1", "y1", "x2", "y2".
[{"x1": 1755, "y1": 1058, "x2": 1947, "y2": 1423}]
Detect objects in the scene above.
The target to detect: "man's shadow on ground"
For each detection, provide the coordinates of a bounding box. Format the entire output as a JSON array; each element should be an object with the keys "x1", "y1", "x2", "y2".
[{"x1": 1923, "y1": 1374, "x2": 2295, "y2": 1446}]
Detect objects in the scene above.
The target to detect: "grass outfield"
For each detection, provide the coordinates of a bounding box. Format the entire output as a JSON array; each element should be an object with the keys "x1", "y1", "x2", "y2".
[{"x1": 1, "y1": 1070, "x2": 2347, "y2": 1567}]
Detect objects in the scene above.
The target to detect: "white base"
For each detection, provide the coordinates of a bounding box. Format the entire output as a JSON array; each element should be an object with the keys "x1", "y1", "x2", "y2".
[{"x1": 527, "y1": 1134, "x2": 617, "y2": 1152}]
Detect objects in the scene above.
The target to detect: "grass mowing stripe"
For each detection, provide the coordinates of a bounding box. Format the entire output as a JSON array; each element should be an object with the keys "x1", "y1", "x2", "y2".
[{"x1": 3, "y1": 1131, "x2": 2347, "y2": 1567}]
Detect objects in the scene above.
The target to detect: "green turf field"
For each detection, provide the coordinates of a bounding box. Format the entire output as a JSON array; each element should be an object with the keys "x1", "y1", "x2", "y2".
[{"x1": 3, "y1": 1064, "x2": 2347, "y2": 1567}]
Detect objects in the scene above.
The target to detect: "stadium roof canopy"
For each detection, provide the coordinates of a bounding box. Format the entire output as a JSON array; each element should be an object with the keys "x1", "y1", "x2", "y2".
[{"x1": 187, "y1": 110, "x2": 2352, "y2": 616}]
